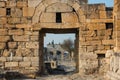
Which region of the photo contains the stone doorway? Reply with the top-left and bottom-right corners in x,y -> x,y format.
39,28 -> 79,75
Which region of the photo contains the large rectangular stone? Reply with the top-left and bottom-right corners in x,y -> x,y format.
19,62 -> 31,67
0,8 -> 6,16
0,57 -> 6,62
8,18 -> 21,24
31,62 -> 39,67
62,12 -> 78,23
0,17 -> 7,24
0,29 -> 8,35
13,35 -> 29,41
6,1 -> 16,7
23,7 -> 35,17
5,62 -> 18,67
26,42 -> 39,48
16,24 -> 32,29
8,29 -> 23,35
0,2 -> 5,7
28,0 -> 42,7
102,40 -> 115,45
31,57 -> 39,62
99,11 -> 106,19
23,57 -> 31,61
6,57 -> 23,61
30,36 -> 39,41
0,36 -> 10,42
40,13 -> 56,22
17,1 -> 27,7
0,43 -> 6,49
8,42 -> 17,49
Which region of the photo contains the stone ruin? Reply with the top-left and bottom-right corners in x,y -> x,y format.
0,0 -> 119,79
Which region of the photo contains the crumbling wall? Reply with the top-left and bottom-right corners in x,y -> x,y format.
0,0 -> 114,77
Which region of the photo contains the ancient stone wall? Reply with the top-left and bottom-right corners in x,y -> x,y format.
0,0 -> 114,77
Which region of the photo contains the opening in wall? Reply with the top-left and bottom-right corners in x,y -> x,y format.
97,54 -> 105,59
56,12 -> 62,23
106,23 -> 113,29
6,8 -> 11,16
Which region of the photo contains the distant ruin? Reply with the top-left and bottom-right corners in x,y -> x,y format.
0,0 -> 119,80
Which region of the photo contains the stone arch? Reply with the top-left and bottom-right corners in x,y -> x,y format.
32,0 -> 86,24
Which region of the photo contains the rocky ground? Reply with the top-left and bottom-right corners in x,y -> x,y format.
37,74 -> 107,80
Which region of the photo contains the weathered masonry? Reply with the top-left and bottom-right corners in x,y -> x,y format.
0,0 -> 119,79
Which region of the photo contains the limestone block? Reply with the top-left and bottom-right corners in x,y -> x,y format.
17,1 -> 27,7
40,13 -> 56,22
106,50 -> 114,58
31,57 -> 39,62
31,62 -> 39,67
102,40 -> 115,45
0,2 -> 5,7
2,49 -> 10,57
0,17 -> 7,24
28,0 -> 42,7
6,57 -> 23,61
8,18 -> 21,24
46,3 -> 73,12
23,57 -> 31,61
0,36 -> 10,42
104,45 -> 111,50
8,29 -> 23,35
30,36 -> 38,41
23,7 -> 35,17
0,29 -> 8,35
0,8 -> 6,16
16,24 -> 32,29
8,42 -> 17,49
72,3 -> 80,11
11,8 -> 22,17
19,62 -> 31,67
26,42 -> 39,48
13,35 -> 29,41
0,57 -> 6,62
62,12 -> 78,23
97,45 -> 104,50
0,43 -> 6,49
5,62 -> 18,67
87,46 -> 96,52
6,1 -> 16,7
99,11 -> 106,19
87,23 -> 106,30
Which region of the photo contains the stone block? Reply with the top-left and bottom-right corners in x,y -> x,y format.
8,18 -> 21,24
6,1 -> 16,7
31,57 -> 39,62
0,29 -> 8,35
16,24 -> 32,29
7,57 -> 23,61
40,13 -> 56,22
17,1 -> 27,7
102,40 -> 115,45
0,36 -> 10,42
23,57 -> 31,61
26,42 -> 39,48
0,17 -> 7,24
8,29 -> 23,35
0,8 -> 6,16
19,62 -> 31,67
0,57 -> 6,62
0,43 -> 6,49
106,50 -> 114,58
11,8 -> 22,17
2,49 -> 10,57
99,11 -> 106,19
13,35 -> 29,41
8,42 -> 17,49
31,62 -> 39,67
28,0 -> 42,7
5,62 -> 18,67
23,7 -> 35,17
90,41 -> 101,45
0,2 -> 5,7
62,12 -> 78,23
46,2 -> 73,12
30,36 -> 38,41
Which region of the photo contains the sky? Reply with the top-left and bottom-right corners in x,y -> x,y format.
44,0 -> 113,47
